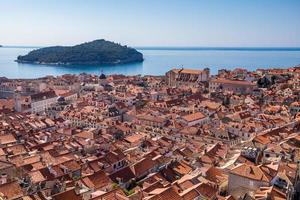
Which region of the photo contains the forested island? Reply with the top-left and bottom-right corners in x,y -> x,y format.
16,39 -> 143,65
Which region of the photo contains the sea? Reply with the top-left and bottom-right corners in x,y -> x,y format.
1,46 -> 300,79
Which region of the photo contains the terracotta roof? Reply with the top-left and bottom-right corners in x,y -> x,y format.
29,170 -> 46,184
171,161 -> 193,176
182,112 -> 206,122
0,134 -> 17,145
253,135 -> 271,145
215,195 -> 235,200
180,182 -> 218,200
254,186 -> 286,200
181,189 -> 199,200
90,188 -> 126,200
0,99 -> 14,110
75,131 -> 95,139
109,166 -> 135,183
137,115 -> 166,124
0,160 -> 13,170
105,150 -> 125,164
172,68 -> 207,75
193,182 -> 218,199
60,91 -> 77,97
31,91 -> 57,101
124,134 -> 144,144
52,188 -> 82,200
61,160 -> 81,172
205,166 -> 228,184
82,170 -> 112,189
132,157 -> 157,177
148,186 -> 182,200
0,181 -> 24,199
143,181 -> 164,193
230,163 -> 270,182
210,78 -> 255,86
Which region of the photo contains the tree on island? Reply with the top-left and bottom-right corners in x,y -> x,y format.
17,39 -> 144,65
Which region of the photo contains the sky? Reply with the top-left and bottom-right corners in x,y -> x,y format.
1,0 -> 300,47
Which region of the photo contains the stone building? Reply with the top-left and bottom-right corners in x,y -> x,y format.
166,68 -> 210,87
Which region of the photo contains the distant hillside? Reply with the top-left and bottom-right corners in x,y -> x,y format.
16,39 -> 143,65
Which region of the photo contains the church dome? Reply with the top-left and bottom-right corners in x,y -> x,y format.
57,96 -> 65,102
99,73 -> 106,79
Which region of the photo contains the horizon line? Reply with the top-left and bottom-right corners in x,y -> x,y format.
2,45 -> 300,51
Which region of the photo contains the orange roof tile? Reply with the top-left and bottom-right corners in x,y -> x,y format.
211,78 -> 255,86
230,163 -> 270,182
182,112 -> 206,122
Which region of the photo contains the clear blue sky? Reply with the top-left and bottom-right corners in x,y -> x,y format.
1,0 -> 300,47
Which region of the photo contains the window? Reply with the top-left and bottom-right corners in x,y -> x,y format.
249,180 -> 254,187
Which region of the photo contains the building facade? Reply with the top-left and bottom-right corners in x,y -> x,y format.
30,91 -> 58,113
166,68 -> 210,87
209,78 -> 256,94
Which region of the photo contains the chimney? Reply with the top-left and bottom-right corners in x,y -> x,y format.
75,182 -> 82,194
47,165 -> 57,177
98,162 -> 104,169
43,135 -> 48,142
40,156 -> 46,166
116,177 -> 122,184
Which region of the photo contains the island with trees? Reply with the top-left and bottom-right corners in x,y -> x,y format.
16,39 -> 143,65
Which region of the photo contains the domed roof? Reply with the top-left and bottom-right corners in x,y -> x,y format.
99,73 -> 106,79
57,96 -> 65,102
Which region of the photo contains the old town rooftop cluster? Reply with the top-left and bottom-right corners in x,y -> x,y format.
0,66 -> 300,199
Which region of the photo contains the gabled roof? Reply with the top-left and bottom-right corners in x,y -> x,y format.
132,157 -> 157,178
0,181 -> 24,200
171,68 -> 207,75
147,186 -> 181,200
52,188 -> 82,200
182,112 -> 206,122
230,163 -> 270,182
210,78 -> 256,86
205,166 -> 228,185
82,170 -> 112,189
109,166 -> 135,183
254,186 -> 286,200
31,90 -> 57,102
29,170 -> 46,184
180,182 -> 218,200
105,149 -> 126,164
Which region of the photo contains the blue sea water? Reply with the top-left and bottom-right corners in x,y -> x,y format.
0,46 -> 300,79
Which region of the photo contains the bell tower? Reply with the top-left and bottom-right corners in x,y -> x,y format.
14,90 -> 22,112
